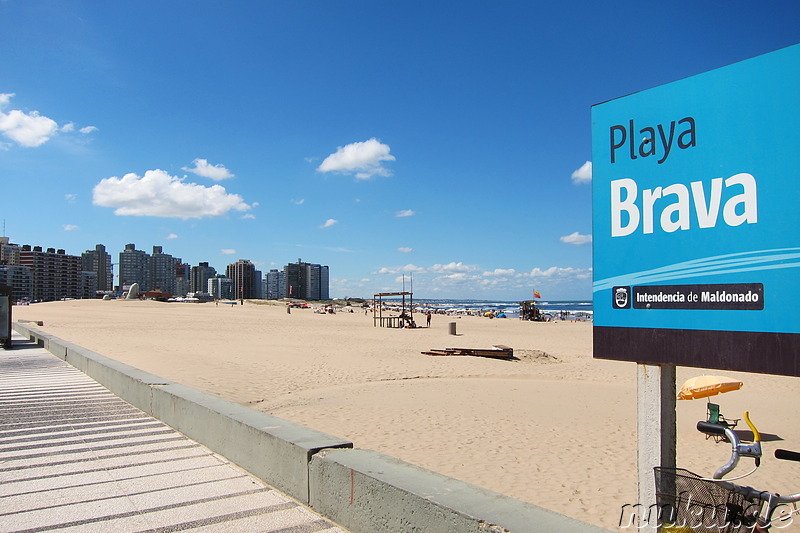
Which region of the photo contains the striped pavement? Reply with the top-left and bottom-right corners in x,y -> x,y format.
0,333 -> 347,533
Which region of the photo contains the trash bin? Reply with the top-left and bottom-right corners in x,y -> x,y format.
0,285 -> 11,349
448,322 -> 457,335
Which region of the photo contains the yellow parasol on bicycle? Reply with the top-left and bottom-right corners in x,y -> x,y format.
676,375 -> 743,400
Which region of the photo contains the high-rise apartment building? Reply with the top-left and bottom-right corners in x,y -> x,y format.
19,246 -> 81,301
253,269 -> 263,299
119,244 -> 150,291
265,269 -> 284,299
78,271 -> 98,299
150,246 -> 176,294
305,263 -> 329,300
283,260 -> 304,299
175,260 -> 190,297
282,259 -> 329,300
0,264 -> 32,301
208,276 -> 233,299
190,262 -> 216,294
226,259 -> 257,300
119,244 -> 181,294
0,237 -> 20,265
81,244 -> 113,292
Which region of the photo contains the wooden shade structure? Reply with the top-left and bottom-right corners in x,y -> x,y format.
373,291 -> 414,328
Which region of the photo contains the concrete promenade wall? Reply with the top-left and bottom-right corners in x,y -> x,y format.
13,322 -> 610,533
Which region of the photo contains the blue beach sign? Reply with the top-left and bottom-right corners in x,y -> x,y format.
592,44 -> 800,376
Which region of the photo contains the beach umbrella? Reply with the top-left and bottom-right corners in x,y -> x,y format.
676,375 -> 743,400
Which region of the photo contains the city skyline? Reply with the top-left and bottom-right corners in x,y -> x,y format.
3,236 -> 329,292
2,2 -> 798,300
1,237 -> 331,302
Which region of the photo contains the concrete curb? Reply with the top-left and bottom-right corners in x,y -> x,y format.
309,448 -> 609,533
13,322 -> 612,533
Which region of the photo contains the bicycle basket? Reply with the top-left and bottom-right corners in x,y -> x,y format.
654,467 -> 756,533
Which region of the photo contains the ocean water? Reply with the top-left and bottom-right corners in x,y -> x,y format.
379,298 -> 593,319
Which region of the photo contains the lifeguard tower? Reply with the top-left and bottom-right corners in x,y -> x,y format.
519,300 -> 543,321
373,291 -> 414,328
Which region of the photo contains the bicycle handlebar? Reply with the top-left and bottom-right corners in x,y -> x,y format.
697,421 -> 726,435
693,412 -> 800,528
696,412 -> 762,479
775,448 -> 800,462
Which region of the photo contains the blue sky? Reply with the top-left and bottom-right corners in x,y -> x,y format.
1,1 -> 798,300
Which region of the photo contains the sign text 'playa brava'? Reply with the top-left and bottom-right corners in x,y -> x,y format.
591,43 -> 800,376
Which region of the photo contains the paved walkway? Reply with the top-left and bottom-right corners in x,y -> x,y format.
0,333 -> 347,533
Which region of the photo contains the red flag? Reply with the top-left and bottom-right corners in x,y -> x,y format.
533,290 -> 542,299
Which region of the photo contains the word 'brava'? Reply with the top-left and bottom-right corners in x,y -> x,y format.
611,173 -> 757,237
610,117 -> 696,164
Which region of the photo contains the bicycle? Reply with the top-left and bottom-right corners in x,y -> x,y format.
654,412 -> 800,532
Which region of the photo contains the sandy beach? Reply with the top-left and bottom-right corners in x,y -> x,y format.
13,299 -> 800,531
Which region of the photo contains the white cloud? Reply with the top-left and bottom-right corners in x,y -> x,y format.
61,122 -> 96,136
166,233 -> 179,240
92,169 -> 251,219
377,264 -> 425,275
0,108 -> 59,147
571,161 -> 592,184
241,213 -> 256,220
395,209 -> 414,217
65,193 -> 77,202
357,256 -> 595,299
317,138 -> 395,179
182,158 -> 234,181
292,198 -> 305,205
429,262 -> 477,274
0,93 -> 80,148
221,249 -> 236,255
397,247 -> 413,253
483,268 -> 517,277
440,272 -> 471,280
525,266 -> 592,280
320,218 -> 338,229
560,232 -> 593,245
63,224 -> 79,231
367,259 -> 592,299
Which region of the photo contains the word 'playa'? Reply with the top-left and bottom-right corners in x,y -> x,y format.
611,173 -> 757,237
610,117 -> 696,164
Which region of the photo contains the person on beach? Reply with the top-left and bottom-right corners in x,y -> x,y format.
426,311 -> 432,327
